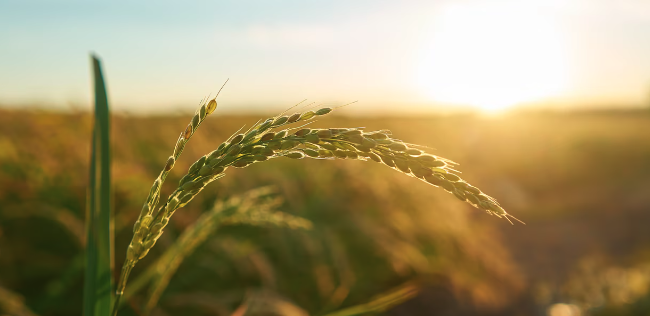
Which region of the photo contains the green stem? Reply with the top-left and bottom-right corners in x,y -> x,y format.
111,260 -> 135,316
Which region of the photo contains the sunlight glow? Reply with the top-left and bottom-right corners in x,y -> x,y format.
417,2 -> 571,112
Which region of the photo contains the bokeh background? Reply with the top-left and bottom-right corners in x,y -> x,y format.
2,1 -> 650,315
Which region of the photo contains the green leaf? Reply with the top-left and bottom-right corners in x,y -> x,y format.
83,54 -> 114,316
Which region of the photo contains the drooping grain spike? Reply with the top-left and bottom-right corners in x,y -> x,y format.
114,92 -> 516,316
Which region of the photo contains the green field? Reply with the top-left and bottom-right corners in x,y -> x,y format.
2,109 -> 650,315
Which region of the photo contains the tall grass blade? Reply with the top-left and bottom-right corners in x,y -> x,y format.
84,54 -> 114,316
321,281 -> 419,316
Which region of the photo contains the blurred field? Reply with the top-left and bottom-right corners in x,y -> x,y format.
1,108 -> 650,316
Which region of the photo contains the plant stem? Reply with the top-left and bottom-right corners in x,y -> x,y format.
112,260 -> 135,316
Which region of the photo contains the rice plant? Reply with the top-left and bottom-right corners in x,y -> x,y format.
111,81 -> 519,315
123,186 -> 312,314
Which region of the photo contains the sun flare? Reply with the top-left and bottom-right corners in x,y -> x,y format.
417,2 -> 570,112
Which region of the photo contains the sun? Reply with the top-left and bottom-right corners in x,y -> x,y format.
417,2 -> 570,112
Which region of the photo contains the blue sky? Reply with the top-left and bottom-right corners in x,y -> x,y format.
1,0 -> 650,113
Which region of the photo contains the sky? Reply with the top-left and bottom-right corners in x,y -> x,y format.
1,0 -> 650,114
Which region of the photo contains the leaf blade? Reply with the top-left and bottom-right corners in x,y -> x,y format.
83,54 -> 114,316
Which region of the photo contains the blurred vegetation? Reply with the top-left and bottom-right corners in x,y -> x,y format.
1,109 -> 650,315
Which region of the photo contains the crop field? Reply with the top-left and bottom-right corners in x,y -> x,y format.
1,108 -> 650,315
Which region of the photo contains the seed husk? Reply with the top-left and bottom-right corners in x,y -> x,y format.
488,202 -> 506,216
181,180 -> 201,191
179,194 -> 194,205
173,138 -> 185,156
210,166 -> 225,175
149,222 -> 163,235
164,156 -> 175,171
260,147 -> 275,157
389,142 -> 407,151
251,145 -> 264,155
333,150 -> 348,159
394,159 -> 410,173
260,132 -> 275,142
453,190 -> 467,202
280,140 -> 298,150
273,116 -> 289,126
440,180 -> 455,192
220,155 -> 237,166
477,194 -> 491,202
148,181 -> 161,201
243,130 -> 258,142
233,160 -> 253,168
411,166 -> 433,178
258,119 -> 273,131
418,155 -> 446,167
346,151 -> 359,159
315,107 -> 332,115
288,113 -> 301,123
304,149 -> 319,157
188,156 -> 207,174
207,149 -> 221,160
355,145 -> 371,153
305,134 -> 320,144
178,174 -> 193,186
454,181 -> 468,189
427,160 -> 446,168
286,152 -> 305,159
347,134 -> 364,144
300,111 -> 315,121
317,129 -> 333,138
274,130 -> 288,139
444,174 -> 460,182
198,165 -> 225,176
254,155 -> 268,161
319,149 -> 333,157
368,152 -> 381,162
361,137 -> 377,148
227,144 -> 242,156
343,130 -> 362,136
267,141 -> 282,150
405,148 -> 422,156
208,155 -> 223,167
466,184 -> 481,194
339,142 -> 357,151
466,194 -> 481,206
198,165 -> 212,176
199,104 -> 207,120
320,143 -> 337,151
380,155 -> 395,167
183,124 -> 193,140
191,114 -> 200,129
295,128 -> 311,137
367,132 -> 388,140
206,99 -> 217,114
424,174 -> 443,186
239,145 -> 253,155
231,134 -> 244,144
417,155 -> 436,163
143,238 -> 157,250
